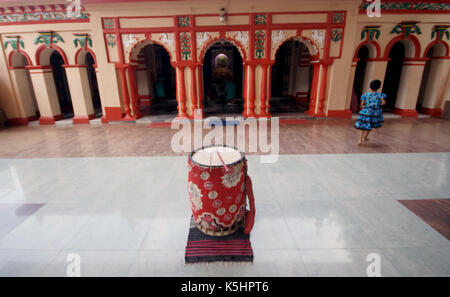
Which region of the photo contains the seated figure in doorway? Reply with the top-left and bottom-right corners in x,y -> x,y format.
208,54 -> 233,105
225,79 -> 236,104
155,75 -> 165,99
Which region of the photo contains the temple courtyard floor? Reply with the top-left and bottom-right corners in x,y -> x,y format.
0,115 -> 449,276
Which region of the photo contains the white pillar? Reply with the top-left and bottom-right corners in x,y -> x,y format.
394,59 -> 426,116
64,65 -> 95,123
27,66 -> 62,124
421,58 -> 450,115
9,68 -> 37,119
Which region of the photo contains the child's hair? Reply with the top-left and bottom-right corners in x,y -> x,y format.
370,80 -> 382,91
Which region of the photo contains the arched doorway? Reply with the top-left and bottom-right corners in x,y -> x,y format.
416,47 -> 434,112
382,42 -> 405,111
271,39 -> 313,114
9,51 -> 39,120
351,46 -> 369,112
50,51 -> 73,118
134,44 -> 177,115
202,40 -> 244,116
417,43 -> 448,115
76,50 -> 102,117
86,53 -> 101,116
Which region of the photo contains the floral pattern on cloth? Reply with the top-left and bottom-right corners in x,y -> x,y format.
354,92 -> 386,131
221,163 -> 244,188
197,212 -> 227,230
188,156 -> 247,231
188,182 -> 203,211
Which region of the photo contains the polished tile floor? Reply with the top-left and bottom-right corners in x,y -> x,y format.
2,117 -> 450,158
0,153 -> 449,277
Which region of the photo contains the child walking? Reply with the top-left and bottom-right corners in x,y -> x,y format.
354,80 -> 387,145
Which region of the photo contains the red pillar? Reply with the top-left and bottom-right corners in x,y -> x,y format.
247,64 -> 257,118
128,65 -> 142,119
259,64 -> 269,117
267,65 -> 272,115
242,63 -> 248,117
189,66 -> 198,116
197,65 -> 204,110
306,61 -> 320,116
177,66 -> 188,118
316,63 -> 329,117
117,65 -> 133,120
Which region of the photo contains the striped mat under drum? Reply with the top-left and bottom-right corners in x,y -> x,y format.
185,216 -> 254,263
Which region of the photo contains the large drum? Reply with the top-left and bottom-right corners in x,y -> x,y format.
188,145 -> 255,236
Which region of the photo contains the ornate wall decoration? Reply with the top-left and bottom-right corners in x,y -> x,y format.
196,32 -> 211,49
432,25 -> 450,41
103,18 -> 115,29
106,34 -> 117,48
197,32 -> 221,60
254,31 -> 266,59
272,30 -> 286,46
157,33 -> 175,54
332,12 -> 345,24
391,22 -> 421,38
73,34 -> 92,48
34,32 -> 64,47
361,26 -> 381,41
178,16 -> 190,27
180,32 -> 192,60
255,14 -> 267,25
361,1 -> 450,12
229,31 -> 249,50
4,36 -> 24,51
311,30 -> 325,48
0,5 -> 89,24
122,34 -> 137,52
330,29 -> 343,42
298,37 -> 318,57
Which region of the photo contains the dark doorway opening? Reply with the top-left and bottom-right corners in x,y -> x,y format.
351,45 -> 370,113
270,40 -> 312,114
50,52 -> 73,118
138,44 -> 177,115
202,41 -> 243,116
382,42 -> 405,111
85,52 -> 102,117
416,47 -> 434,112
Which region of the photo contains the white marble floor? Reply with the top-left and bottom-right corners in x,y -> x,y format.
0,153 -> 449,277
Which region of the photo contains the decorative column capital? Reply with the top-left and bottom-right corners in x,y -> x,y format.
114,63 -> 130,70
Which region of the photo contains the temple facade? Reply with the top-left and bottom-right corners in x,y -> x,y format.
0,0 -> 449,125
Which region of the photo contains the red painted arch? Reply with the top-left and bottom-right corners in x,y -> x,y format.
271,35 -> 320,65
128,38 -> 175,66
198,35 -> 248,64
35,44 -> 69,66
8,50 -> 33,68
383,35 -> 421,59
423,40 -> 450,58
75,48 -> 98,67
353,40 -> 381,59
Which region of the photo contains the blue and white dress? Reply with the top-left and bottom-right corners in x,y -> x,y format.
354,92 -> 386,131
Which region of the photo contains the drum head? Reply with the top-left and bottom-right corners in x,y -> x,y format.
191,145 -> 244,167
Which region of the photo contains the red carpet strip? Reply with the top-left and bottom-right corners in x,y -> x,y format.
185,216 -> 253,263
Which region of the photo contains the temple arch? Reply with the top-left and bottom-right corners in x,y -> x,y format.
270,38 -> 316,114
201,39 -> 245,116
128,40 -> 177,116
